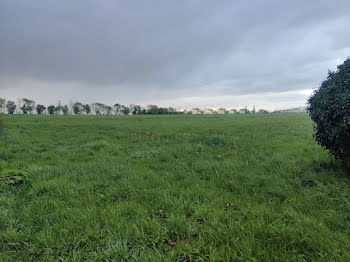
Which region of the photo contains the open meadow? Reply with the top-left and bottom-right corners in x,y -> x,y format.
0,114 -> 349,261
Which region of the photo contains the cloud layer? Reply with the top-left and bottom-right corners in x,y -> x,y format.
1,0 -> 350,109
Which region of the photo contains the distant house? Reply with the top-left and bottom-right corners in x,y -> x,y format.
229,109 -> 237,114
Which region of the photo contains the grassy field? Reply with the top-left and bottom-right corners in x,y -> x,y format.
0,114 -> 349,261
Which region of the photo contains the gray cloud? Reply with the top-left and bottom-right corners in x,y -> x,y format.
0,0 -> 350,108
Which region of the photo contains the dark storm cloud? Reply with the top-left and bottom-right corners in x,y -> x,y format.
0,0 -> 350,107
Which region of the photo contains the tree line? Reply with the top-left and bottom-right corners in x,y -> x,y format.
0,98 -> 269,115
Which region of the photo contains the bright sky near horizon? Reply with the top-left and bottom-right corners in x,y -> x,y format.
1,0 -> 350,110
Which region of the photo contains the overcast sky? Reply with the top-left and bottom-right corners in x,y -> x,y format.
1,0 -> 350,110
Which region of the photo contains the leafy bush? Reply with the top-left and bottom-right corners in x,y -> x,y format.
0,169 -> 30,185
307,58 -> 350,165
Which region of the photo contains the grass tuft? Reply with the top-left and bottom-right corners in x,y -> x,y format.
0,169 -> 29,185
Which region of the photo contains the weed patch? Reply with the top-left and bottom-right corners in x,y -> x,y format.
0,169 -> 30,185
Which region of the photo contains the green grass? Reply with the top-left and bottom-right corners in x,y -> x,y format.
0,114 -> 349,261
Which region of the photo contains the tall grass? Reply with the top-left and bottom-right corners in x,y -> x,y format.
0,114 -> 349,261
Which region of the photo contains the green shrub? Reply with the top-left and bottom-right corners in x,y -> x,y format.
307,58 -> 350,165
0,169 -> 30,185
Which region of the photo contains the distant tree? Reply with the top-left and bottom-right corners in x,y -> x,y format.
90,103 -> 96,114
36,104 -> 46,115
83,104 -> 91,115
121,105 -> 130,115
130,104 -> 141,115
0,98 -> 6,114
129,104 -> 135,115
218,108 -> 227,114
147,105 -> 159,114
105,106 -> 113,115
168,107 -> 177,114
62,105 -> 69,115
92,103 -> 107,115
55,101 -> 63,115
205,108 -> 214,114
135,105 -> 142,114
73,102 -> 83,115
141,107 -> 147,114
191,108 -> 203,114
113,103 -> 122,115
20,105 -> 28,114
25,98 -> 35,114
6,101 -> 16,114
158,107 -> 169,114
252,106 -> 256,114
94,103 -> 102,115
258,109 -> 269,114
239,106 -> 250,114
47,105 -> 55,115
21,98 -> 35,114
